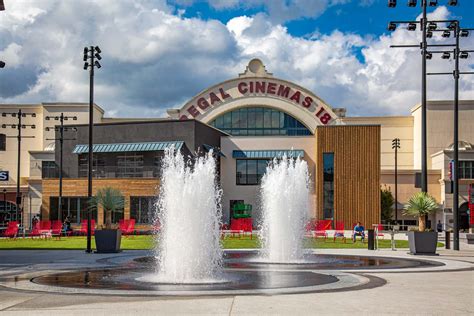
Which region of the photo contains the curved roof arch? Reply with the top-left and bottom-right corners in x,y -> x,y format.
167,59 -> 339,132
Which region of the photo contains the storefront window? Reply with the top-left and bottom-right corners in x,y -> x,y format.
50,197 -> 95,224
323,153 -> 334,220
209,107 -> 312,136
459,161 -> 474,179
130,197 -> 155,224
236,159 -> 269,185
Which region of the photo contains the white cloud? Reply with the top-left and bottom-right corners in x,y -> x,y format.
0,2 -> 472,118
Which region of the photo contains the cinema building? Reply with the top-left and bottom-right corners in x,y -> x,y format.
3,59 -> 473,231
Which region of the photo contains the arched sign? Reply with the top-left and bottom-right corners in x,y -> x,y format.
169,59 -> 339,130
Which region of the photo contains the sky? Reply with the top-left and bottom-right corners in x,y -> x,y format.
0,0 -> 473,118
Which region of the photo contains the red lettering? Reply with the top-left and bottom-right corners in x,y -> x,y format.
219,88 -> 231,99
197,98 -> 210,110
302,96 -> 313,108
255,81 -> 266,93
267,82 -> 277,94
249,81 -> 254,93
290,91 -> 301,104
209,93 -> 221,105
179,115 -> 189,120
277,85 -> 290,98
320,113 -> 331,125
238,82 -> 248,94
316,107 -> 325,117
187,105 -> 200,118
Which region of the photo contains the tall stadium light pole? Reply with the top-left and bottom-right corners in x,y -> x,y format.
1,110 -> 36,227
387,0 -> 461,229
83,46 -> 102,253
392,138 -> 401,222
427,23 -> 474,250
0,0 -> 5,68
45,113 -> 77,221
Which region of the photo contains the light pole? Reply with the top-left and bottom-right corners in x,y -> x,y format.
387,0 -> 461,229
0,0 -> 5,68
2,188 -> 6,216
426,23 -> 473,250
1,110 -> 36,227
392,138 -> 401,223
45,113 -> 77,221
83,46 -> 102,253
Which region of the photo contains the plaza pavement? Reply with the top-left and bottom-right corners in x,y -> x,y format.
0,244 -> 473,315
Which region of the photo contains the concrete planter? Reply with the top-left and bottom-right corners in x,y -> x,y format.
407,231 -> 438,255
466,234 -> 474,245
95,229 -> 122,253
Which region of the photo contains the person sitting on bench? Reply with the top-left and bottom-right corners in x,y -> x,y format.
353,222 -> 365,242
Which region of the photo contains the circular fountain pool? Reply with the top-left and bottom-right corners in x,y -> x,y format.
28,251 -> 443,296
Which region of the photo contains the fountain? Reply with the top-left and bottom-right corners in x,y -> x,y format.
25,149 -> 444,296
260,155 -> 310,262
151,147 -> 223,283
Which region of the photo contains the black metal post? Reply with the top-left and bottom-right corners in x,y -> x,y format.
58,113 -> 64,221
3,189 -> 6,215
16,109 -> 22,224
453,22 -> 460,251
395,141 -> 398,222
420,0 -> 430,229
86,46 -> 95,254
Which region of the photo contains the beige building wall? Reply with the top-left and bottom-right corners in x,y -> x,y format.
219,136 -> 316,223
411,100 -> 474,170
0,103 -> 104,227
341,116 -> 414,170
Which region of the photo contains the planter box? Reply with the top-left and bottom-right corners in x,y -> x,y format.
407,231 -> 438,255
95,229 -> 122,253
467,234 -> 474,245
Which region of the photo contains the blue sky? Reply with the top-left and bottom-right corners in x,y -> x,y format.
0,0 -> 473,117
178,0 -> 472,38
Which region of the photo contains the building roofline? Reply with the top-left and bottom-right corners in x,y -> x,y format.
410,100 -> 474,113
0,102 -> 105,114
61,118 -> 229,136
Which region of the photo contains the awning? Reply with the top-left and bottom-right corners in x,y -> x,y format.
232,149 -> 304,159
202,144 -> 226,157
72,141 -> 184,154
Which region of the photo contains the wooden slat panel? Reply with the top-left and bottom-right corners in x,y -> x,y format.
315,125 -> 381,229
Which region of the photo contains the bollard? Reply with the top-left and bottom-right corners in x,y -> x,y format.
368,229 -> 375,250
445,231 -> 450,249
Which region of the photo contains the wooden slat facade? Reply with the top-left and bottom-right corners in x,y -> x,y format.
42,178 -> 160,228
315,125 -> 381,229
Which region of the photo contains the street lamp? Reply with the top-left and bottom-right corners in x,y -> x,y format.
392,138 -> 401,223
0,0 -> 4,68
387,0 -> 460,192
387,0 -> 460,230
83,46 -> 102,253
426,22 -> 474,250
1,110 -> 36,227
45,113 -> 77,223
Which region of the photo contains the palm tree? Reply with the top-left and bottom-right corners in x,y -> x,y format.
89,187 -> 125,230
403,192 -> 438,232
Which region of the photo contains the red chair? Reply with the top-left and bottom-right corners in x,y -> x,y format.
3,221 -> 19,239
333,221 -> 346,243
313,220 -> 331,240
29,222 -> 41,238
51,220 -> 63,239
38,220 -> 51,233
120,219 -> 136,237
79,219 -> 96,235
376,224 -> 385,239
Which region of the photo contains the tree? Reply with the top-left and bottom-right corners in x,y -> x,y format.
381,186 -> 394,223
403,192 -> 438,232
89,187 -> 125,230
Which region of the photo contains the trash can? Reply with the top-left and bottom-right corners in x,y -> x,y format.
445,231 -> 450,249
368,229 -> 375,250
